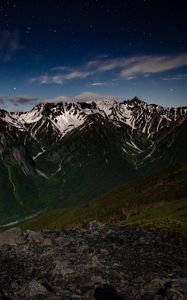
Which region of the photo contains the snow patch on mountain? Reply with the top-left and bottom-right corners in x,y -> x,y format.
16,104 -> 44,124
50,112 -> 85,136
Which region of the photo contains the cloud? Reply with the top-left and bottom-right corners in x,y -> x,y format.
31,53 -> 187,85
74,92 -> 116,102
64,71 -> 91,80
42,92 -> 106,103
90,54 -> 187,78
90,82 -> 106,86
30,71 -> 91,85
44,92 -> 117,103
43,96 -> 70,103
51,66 -> 72,72
162,74 -> 187,80
0,93 -> 118,111
0,30 -> 22,62
126,76 -> 136,80
74,92 -> 102,102
0,93 -> 117,108
0,96 -> 39,108
31,75 -> 64,85
120,54 -> 187,78
12,96 -> 39,106
0,97 -> 5,106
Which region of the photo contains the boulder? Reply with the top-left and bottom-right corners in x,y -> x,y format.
0,227 -> 24,246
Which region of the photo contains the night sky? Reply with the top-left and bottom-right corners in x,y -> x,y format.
0,0 -> 187,111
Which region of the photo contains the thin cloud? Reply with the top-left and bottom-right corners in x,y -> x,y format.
51,66 -> 73,72
120,54 -> 187,78
31,53 -> 187,85
0,93 -> 117,110
31,75 -> 64,85
90,82 -> 106,86
65,71 -> 91,80
0,30 -> 22,62
43,96 -> 70,103
0,97 -> 5,106
162,74 -> 187,80
74,92 -> 116,102
31,71 -> 90,85
12,96 -> 39,106
45,92 -> 116,103
0,96 -> 39,107
127,76 -> 136,80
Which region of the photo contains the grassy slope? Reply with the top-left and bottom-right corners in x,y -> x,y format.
127,198 -> 187,237
21,163 -> 187,236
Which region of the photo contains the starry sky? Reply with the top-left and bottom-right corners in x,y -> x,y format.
0,0 -> 187,111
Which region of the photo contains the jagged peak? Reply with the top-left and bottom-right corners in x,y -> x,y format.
0,108 -> 9,117
123,97 -> 146,106
27,96 -> 187,114
1,97 -> 187,139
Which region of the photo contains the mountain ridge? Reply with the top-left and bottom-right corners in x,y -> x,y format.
2,97 -> 186,138
0,97 -> 187,224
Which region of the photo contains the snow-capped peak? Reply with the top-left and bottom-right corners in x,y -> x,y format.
1,98 -> 187,139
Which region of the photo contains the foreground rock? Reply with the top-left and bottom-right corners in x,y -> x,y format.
0,222 -> 187,300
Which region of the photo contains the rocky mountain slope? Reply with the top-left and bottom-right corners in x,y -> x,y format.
10,97 -> 187,139
0,223 -> 187,300
0,97 -> 187,224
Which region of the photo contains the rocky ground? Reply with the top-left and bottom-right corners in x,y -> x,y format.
0,221 -> 187,300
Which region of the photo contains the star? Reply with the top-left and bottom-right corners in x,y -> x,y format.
49,28 -> 57,33
89,24 -> 96,32
26,26 -> 31,33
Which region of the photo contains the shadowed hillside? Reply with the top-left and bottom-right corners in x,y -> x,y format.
22,162 -> 187,236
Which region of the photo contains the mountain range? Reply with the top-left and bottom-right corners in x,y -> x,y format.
0,97 -> 187,225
